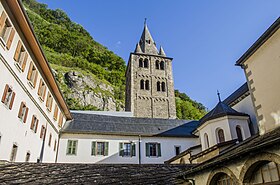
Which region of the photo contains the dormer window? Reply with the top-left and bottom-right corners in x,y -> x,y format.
236,126 -> 243,142
204,133 -> 209,149
146,40 -> 150,44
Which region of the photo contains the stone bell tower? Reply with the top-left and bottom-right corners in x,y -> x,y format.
125,23 -> 176,119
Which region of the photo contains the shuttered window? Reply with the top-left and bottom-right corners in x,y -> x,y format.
27,62 -> 38,88
14,40 -> 28,72
40,125 -> 46,139
18,102 -> 29,123
91,141 -> 109,156
37,79 -> 46,101
1,84 -> 15,109
30,115 -> 39,133
58,112 -> 63,128
119,142 -> 136,157
0,11 -> 15,50
145,143 -> 161,157
67,140 -> 78,155
46,92 -> 53,112
53,105 -> 58,120
48,134 -> 52,147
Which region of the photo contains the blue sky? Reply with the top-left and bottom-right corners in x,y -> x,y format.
37,0 -> 280,110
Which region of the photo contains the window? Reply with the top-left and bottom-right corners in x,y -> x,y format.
1,84 -> 15,109
161,82 -> 166,92
140,79 -> 145,90
58,112 -> 63,128
25,152 -> 30,162
27,63 -> 38,87
0,11 -> 15,50
53,105 -> 58,121
40,125 -> 46,139
91,141 -> 109,156
54,140 -> 57,151
175,146 -> 181,155
18,102 -> 29,123
204,133 -> 210,149
119,142 -> 136,157
145,80 -> 150,90
236,126 -> 243,142
67,140 -> 78,155
46,92 -> 53,112
10,144 -> 18,162
155,60 -> 160,69
217,128 -> 225,143
48,134 -> 52,147
250,162 -> 280,184
30,115 -> 39,133
37,79 -> 46,101
14,41 -> 28,72
139,58 -> 143,68
146,143 -> 161,157
157,81 -> 161,91
160,61 -> 164,70
144,58 -> 149,68
214,173 -> 236,185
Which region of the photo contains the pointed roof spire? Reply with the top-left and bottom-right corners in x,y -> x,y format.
134,43 -> 142,53
159,46 -> 166,56
139,20 -> 158,55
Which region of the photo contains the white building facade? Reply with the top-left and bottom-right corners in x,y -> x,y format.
0,0 -> 71,163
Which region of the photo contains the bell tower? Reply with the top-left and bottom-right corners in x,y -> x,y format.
125,23 -> 176,119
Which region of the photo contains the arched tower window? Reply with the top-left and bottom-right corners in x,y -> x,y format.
155,60 -> 160,69
140,80 -> 144,90
204,133 -> 209,149
145,80 -> 149,90
160,61 -> 164,70
144,58 -> 149,68
139,58 -> 143,68
217,128 -> 225,143
157,81 -> 161,91
236,126 -> 243,142
161,82 -> 166,92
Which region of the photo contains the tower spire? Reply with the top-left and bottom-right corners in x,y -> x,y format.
144,18 -> 147,26
138,21 -> 158,55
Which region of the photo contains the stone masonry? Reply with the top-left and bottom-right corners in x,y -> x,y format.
125,23 -> 176,119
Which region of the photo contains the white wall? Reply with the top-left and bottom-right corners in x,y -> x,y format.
57,133 -> 198,164
232,95 -> 258,134
0,2 -> 64,163
198,115 -> 251,151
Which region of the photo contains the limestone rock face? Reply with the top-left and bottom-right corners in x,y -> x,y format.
55,70 -> 124,111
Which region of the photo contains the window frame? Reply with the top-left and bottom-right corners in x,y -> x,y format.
1,84 -> 15,110
66,140 -> 78,155
146,142 -> 161,157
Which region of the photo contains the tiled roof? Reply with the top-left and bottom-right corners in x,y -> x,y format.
179,126 -> 280,177
223,83 -> 249,106
198,101 -> 249,127
0,163 -> 193,185
61,112 -> 199,137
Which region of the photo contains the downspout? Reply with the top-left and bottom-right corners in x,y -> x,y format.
55,132 -> 60,163
138,135 -> 141,164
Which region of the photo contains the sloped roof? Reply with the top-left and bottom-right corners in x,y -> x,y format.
0,163 -> 194,185
198,101 -> 249,127
139,24 -> 158,55
223,83 -> 249,106
61,112 -> 199,137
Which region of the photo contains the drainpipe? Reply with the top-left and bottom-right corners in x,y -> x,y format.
55,132 -> 60,163
39,123 -> 47,163
138,135 -> 141,165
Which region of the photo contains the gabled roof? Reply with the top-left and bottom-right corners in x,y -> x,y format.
223,82 -> 249,106
198,101 -> 249,127
236,17 -> 280,66
61,112 -> 199,137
